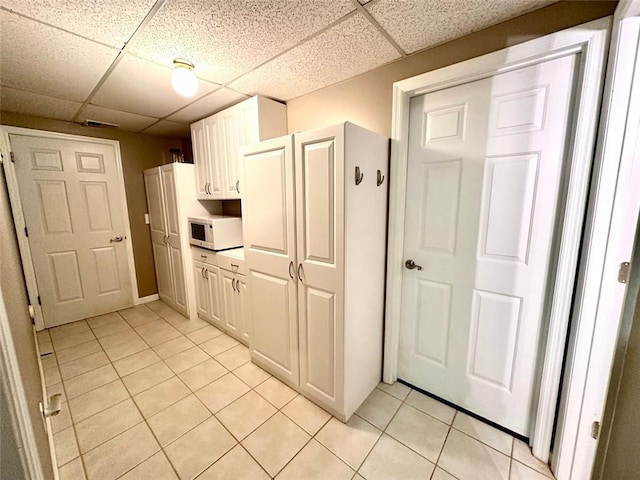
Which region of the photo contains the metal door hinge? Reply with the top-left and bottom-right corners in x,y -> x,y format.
618,262 -> 630,283
10,151 -> 15,163
591,421 -> 601,439
37,295 -> 41,305
24,227 -> 28,237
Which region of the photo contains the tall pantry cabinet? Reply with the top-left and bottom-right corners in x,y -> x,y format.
241,122 -> 389,420
144,163 -> 216,318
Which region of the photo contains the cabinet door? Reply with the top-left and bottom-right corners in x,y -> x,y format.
193,261 -> 211,320
236,275 -> 249,343
221,268 -> 240,338
242,136 -> 299,384
153,240 -> 174,306
204,116 -> 224,198
218,108 -> 240,199
191,120 -> 210,199
294,125 -> 345,411
234,100 -> 259,197
168,243 -> 187,316
206,265 -> 224,329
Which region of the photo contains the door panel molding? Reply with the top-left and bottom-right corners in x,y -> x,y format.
0,126 -> 139,330
384,17 -> 610,471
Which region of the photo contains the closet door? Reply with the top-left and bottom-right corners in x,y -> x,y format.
161,166 -> 188,315
242,136 -> 299,384
144,168 -> 174,305
295,125 -> 345,411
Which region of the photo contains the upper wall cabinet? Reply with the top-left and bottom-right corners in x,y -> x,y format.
191,96 -> 287,200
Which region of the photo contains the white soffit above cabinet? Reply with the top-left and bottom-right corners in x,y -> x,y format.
0,0 -> 557,138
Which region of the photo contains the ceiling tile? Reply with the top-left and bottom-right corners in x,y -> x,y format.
127,0 -> 356,84
166,88 -> 249,124
1,0 -> 156,48
141,120 -> 191,138
367,0 -> 557,54
91,54 -> 219,118
0,87 -> 82,121
82,105 -> 158,131
0,10 -> 118,101
229,13 -> 401,101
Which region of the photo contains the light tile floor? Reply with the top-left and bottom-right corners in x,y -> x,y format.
38,302 -> 556,480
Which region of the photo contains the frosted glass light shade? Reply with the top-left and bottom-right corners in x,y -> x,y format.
171,60 -> 198,97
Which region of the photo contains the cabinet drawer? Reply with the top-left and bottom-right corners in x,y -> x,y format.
216,252 -> 246,275
192,246 -> 216,267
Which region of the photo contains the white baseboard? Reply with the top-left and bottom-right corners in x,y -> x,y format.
136,294 -> 159,305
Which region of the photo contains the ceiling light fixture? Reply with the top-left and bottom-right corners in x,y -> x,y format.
171,58 -> 198,97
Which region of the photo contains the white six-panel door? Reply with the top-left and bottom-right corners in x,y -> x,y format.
399,54 -> 577,435
242,136 -> 299,384
11,134 -> 133,327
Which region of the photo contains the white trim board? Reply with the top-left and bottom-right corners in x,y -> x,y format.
0,126 -> 141,329
137,293 -> 160,304
553,11 -> 640,480
0,291 -> 45,480
382,16 -> 610,475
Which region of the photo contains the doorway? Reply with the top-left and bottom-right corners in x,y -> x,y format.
398,54 -> 577,436
2,129 -> 137,328
383,18 -> 610,465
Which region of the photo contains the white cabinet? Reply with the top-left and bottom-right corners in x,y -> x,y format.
192,258 -> 224,330
241,122 -> 389,420
191,96 -> 287,200
221,269 -> 248,342
144,163 -> 214,318
192,247 -> 249,345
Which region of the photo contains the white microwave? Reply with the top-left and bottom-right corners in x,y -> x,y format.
188,215 -> 243,251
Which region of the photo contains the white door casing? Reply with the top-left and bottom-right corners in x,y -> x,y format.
242,135 -> 299,385
10,134 -> 134,327
384,18 -> 609,465
399,55 -> 577,436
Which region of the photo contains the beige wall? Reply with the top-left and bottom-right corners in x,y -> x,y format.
0,112 -> 183,298
1,165 -> 54,479
598,286 -> 640,478
286,1 -> 617,137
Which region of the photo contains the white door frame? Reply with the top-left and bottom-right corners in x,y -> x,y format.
0,292 -> 46,479
552,4 -> 640,479
383,16 -> 610,467
0,126 -> 140,330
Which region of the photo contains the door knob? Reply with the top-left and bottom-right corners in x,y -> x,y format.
405,259 -> 423,271
110,235 -> 124,243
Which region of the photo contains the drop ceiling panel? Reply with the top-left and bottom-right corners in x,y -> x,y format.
91,54 -> 219,118
0,87 -> 82,121
229,13 -> 401,101
127,0 -> 356,84
367,0 -> 557,54
0,10 -> 118,102
167,88 -> 249,124
1,0 -> 156,48
82,105 -> 157,131
142,120 -> 191,138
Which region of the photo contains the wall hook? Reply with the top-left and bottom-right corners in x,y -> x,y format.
377,169 -> 385,186
355,166 -> 364,186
